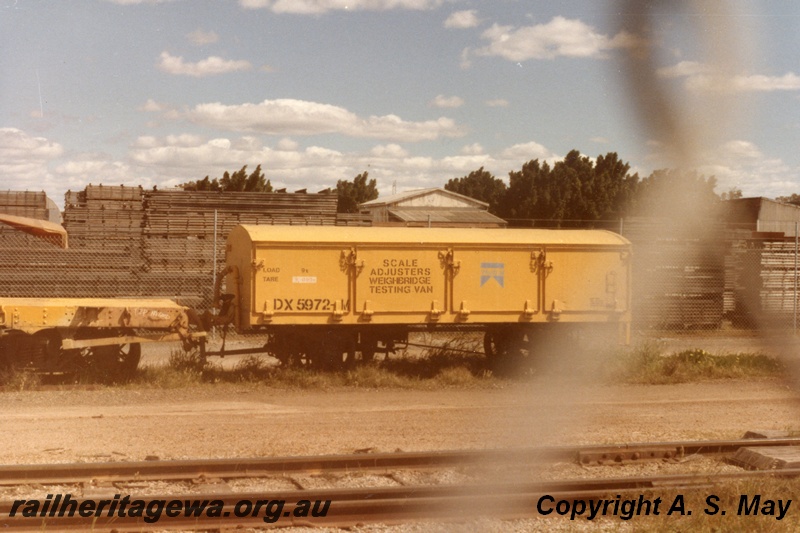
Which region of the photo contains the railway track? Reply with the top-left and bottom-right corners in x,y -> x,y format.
2,437 -> 799,531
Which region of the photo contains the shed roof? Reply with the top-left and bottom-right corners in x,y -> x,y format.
360,188 -> 489,209
387,207 -> 506,226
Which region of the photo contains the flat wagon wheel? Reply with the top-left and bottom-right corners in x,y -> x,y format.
73,329 -> 141,383
0,329 -> 61,373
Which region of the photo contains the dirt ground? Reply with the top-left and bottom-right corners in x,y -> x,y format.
2,356 -> 800,465
4,332 -> 800,465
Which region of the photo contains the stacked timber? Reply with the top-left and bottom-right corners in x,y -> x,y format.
0,191 -> 49,220
63,185 -> 145,258
139,190 -> 338,308
336,212 -> 374,226
736,240 -> 800,325
1,186 -> 339,310
623,218 -> 727,329
0,186 -> 146,298
0,224 -> 142,298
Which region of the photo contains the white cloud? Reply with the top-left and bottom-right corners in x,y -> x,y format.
157,52 -> 252,77
187,29 -> 219,46
460,143 -> 483,155
239,0 -> 444,14
140,99 -> 166,113
720,140 -> 762,160
659,61 -> 800,93
276,138 -> 299,151
445,10 -> 479,29
184,98 -> 467,141
54,159 -> 133,184
499,141 -> 558,161
0,128 -> 63,164
485,98 -> 508,108
430,94 -> 464,108
657,61 -> 711,79
729,73 -> 800,92
370,144 -> 409,158
475,17 -> 637,62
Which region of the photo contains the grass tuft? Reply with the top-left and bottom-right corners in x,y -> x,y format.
0,366 -> 41,391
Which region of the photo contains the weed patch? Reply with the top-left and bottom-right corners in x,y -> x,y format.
611,343 -> 785,384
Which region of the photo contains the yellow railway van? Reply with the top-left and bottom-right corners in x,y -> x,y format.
210,225 -> 631,369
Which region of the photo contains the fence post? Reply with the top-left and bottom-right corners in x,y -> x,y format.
211,209 -> 218,341
795,222 -> 798,335
213,208 -> 218,291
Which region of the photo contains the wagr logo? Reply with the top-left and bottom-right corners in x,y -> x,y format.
480,263 -> 504,287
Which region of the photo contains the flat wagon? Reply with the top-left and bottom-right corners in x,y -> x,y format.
0,297 -> 202,380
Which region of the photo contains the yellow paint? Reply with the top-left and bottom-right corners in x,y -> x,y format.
226,225 -> 632,330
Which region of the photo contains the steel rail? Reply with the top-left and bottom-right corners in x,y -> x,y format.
3,468 -> 800,531
1,437 -> 799,486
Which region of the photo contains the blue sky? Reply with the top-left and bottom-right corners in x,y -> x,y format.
1,0 -> 798,209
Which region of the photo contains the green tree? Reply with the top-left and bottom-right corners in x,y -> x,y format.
498,150 -> 638,225
720,187 -> 743,201
444,167 -> 507,215
337,171 -> 378,213
501,158 -> 549,221
632,168 -> 719,219
183,175 -> 222,191
182,165 -> 272,192
776,193 -> 800,206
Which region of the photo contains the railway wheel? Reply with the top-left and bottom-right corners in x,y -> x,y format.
483,329 -> 509,359
93,342 -> 141,382
484,328 -> 533,376
267,333 -> 307,367
313,334 -> 348,371
358,334 -> 379,364
0,330 -> 61,373
74,329 -> 141,383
